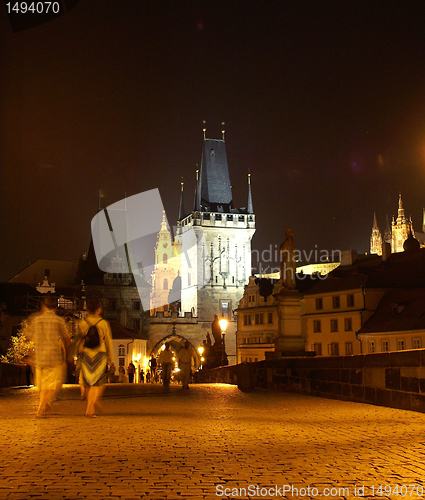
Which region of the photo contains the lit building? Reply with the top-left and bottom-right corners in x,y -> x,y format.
149,211 -> 180,315
236,276 -> 278,363
303,276 -> 383,356
369,194 -> 425,255
358,288 -> 425,353
370,212 -> 383,256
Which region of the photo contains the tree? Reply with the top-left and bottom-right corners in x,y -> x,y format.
0,321 -> 34,364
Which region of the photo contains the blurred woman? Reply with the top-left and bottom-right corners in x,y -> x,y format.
78,297 -> 113,417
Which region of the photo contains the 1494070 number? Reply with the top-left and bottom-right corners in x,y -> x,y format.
6,2 -> 60,14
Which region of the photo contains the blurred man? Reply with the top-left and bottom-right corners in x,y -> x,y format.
158,343 -> 173,392
26,296 -> 67,417
178,341 -> 192,390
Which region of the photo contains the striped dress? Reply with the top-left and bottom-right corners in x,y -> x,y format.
78,316 -> 113,387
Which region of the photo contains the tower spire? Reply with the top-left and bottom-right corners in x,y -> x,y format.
221,121 -> 226,141
193,167 -> 199,211
247,172 -> 253,214
370,212 -> 382,256
372,211 -> 378,229
178,178 -> 185,221
202,120 -> 207,140
397,193 -> 405,222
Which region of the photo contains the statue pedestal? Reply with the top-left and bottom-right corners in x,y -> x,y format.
275,289 -> 305,353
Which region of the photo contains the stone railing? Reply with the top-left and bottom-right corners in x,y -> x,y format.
0,363 -> 28,387
197,350 -> 425,413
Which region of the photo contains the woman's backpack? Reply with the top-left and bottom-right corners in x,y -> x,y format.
83,319 -> 103,349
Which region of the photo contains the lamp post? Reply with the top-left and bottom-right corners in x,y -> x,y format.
218,318 -> 228,366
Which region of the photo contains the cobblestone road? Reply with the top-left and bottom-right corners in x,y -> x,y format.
0,384 -> 425,500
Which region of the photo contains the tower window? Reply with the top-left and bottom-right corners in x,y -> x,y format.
163,254 -> 168,264
163,279 -> 168,290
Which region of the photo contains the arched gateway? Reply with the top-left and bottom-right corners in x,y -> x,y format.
149,334 -> 200,369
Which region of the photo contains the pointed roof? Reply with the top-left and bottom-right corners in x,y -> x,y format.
247,173 -> 254,214
372,211 -> 379,230
193,169 -> 199,211
178,179 -> 185,220
199,138 -> 233,211
159,210 -> 169,233
397,193 -> 406,222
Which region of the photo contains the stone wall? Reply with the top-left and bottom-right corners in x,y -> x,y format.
197,349 -> 425,413
0,363 -> 28,387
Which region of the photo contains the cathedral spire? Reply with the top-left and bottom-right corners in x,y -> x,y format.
397,193 -> 405,222
178,178 -> 185,221
370,212 -> 382,256
247,172 -> 253,214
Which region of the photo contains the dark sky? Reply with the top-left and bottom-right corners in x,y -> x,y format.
2,1 -> 425,280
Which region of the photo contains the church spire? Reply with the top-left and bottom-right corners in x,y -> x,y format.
178,178 -> 185,221
372,211 -> 378,229
247,172 -> 253,214
370,212 -> 382,256
397,193 -> 405,222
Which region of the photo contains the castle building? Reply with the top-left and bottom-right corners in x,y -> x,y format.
369,194 -> 425,255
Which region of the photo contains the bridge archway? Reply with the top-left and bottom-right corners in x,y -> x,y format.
149,334 -> 201,370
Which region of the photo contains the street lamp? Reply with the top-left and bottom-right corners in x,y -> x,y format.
197,345 -> 205,369
219,318 -> 228,366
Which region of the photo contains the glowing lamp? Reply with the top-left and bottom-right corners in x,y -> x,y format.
219,318 -> 228,332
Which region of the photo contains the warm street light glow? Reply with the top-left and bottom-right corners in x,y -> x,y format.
219,318 -> 228,332
197,346 -> 204,356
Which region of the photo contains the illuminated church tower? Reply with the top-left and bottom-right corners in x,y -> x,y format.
370,212 -> 383,255
150,211 -> 180,314
175,126 -> 255,357
391,194 -> 414,253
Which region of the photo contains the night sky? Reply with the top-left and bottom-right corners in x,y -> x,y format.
2,1 -> 425,280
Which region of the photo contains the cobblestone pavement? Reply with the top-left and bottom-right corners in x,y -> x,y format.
1,384 -> 425,500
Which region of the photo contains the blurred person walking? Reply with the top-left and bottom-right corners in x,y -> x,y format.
158,343 -> 173,393
149,355 -> 157,381
127,362 -> 136,383
77,297 -> 113,417
26,295 -> 67,417
178,341 -> 192,390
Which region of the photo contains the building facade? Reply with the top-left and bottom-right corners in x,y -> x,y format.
358,288 -> 425,353
236,276 -> 278,363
